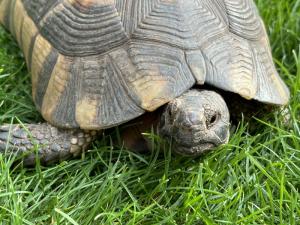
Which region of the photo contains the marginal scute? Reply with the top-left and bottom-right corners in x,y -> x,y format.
185,50 -> 206,84
11,0 -> 24,45
221,0 -> 290,104
20,14 -> 39,66
57,53 -> 144,129
76,99 -> 98,129
252,39 -> 290,105
30,35 -> 55,105
41,55 -> 72,127
203,33 -> 257,100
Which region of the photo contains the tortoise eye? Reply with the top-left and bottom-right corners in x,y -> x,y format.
210,114 -> 217,124
207,112 -> 220,128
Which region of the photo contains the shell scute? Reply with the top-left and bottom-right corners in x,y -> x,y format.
0,0 -> 290,129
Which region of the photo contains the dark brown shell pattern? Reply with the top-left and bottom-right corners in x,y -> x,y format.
0,0 -> 289,129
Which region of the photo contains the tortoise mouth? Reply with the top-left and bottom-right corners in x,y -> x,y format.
173,141 -> 217,156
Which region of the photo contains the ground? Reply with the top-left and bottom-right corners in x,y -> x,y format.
0,0 -> 299,224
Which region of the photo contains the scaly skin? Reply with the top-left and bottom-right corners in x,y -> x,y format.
0,124 -> 99,165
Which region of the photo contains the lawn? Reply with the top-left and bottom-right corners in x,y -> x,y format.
0,0 -> 299,224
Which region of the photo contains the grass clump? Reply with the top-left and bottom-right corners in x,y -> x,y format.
0,0 -> 299,224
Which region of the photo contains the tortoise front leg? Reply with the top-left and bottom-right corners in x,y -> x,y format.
0,124 -> 99,166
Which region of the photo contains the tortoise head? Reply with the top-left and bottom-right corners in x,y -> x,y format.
159,89 -> 230,156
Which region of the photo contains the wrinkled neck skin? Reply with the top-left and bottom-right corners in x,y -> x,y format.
121,89 -> 230,156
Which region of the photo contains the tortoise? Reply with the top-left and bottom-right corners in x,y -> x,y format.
0,0 -> 290,165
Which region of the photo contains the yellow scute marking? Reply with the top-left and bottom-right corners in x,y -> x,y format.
76,99 -> 98,129
12,0 -> 27,45
271,73 -> 290,104
31,35 -> 53,98
21,11 -> 38,64
41,55 -> 70,123
134,79 -> 172,111
239,87 -> 256,100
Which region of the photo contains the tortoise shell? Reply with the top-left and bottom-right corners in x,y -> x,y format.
0,0 -> 290,129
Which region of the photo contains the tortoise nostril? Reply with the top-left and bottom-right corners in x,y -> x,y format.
188,113 -> 198,124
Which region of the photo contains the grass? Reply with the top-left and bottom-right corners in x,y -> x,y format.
0,0 -> 299,224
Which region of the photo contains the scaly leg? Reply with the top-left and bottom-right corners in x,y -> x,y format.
0,123 -> 99,166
